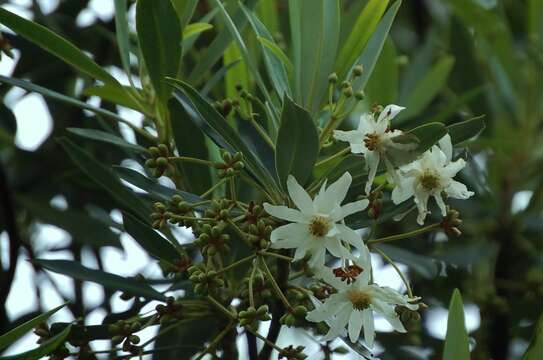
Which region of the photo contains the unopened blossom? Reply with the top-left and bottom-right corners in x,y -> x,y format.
333,104 -> 412,195
306,249 -> 420,347
391,134 -> 474,225
263,172 -> 368,267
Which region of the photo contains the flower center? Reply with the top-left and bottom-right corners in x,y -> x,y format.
308,216 -> 331,237
333,265 -> 363,284
347,290 -> 372,311
363,132 -> 380,151
419,171 -> 440,191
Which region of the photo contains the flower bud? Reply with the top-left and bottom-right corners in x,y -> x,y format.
328,72 -> 338,83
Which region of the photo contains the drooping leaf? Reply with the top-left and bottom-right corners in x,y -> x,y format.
523,312 -> 543,360
0,325 -> 71,360
35,259 -> 166,301
447,116 -> 486,145
113,0 -> 131,78
0,303 -> 67,351
123,212 -> 179,264
443,289 -> 470,360
67,128 -> 147,153
0,8 -> 118,85
275,97 -> 319,188
335,0 -> 389,79
169,99 -> 212,194
136,0 -> 182,102
82,84 -> 144,112
256,37 -> 293,74
183,22 -> 214,40
59,138 -> 150,221
292,0 -> 340,114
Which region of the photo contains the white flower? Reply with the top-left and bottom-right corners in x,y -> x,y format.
333,104 -> 410,195
391,134 -> 474,225
263,172 -> 368,267
306,249 -> 420,347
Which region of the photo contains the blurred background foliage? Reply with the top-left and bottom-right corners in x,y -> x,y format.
1,0 -> 543,359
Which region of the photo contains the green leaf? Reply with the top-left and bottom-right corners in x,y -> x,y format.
17,196 -> 122,249
365,37 -> 398,105
187,0 -> 258,84
169,99 -> 211,194
0,304 -> 67,351
35,259 -> 166,301
447,116 -> 486,145
136,0 -> 182,102
223,42 -> 251,102
168,79 -> 281,196
82,84 -> 144,112
59,138 -> 150,221
399,56 -> 456,122
443,289 -> 470,360
183,22 -> 213,40
172,0 -> 198,28
123,212 -> 178,264
256,37 -> 293,74
0,8 -> 117,85
292,0 -> 340,114
523,313 -> 543,360
0,324 -> 71,360
67,128 -> 147,153
0,76 -> 128,125
387,122 -> 448,166
241,5 -> 291,98
335,0 -> 389,79
352,1 -> 402,92
210,0 -> 275,113
275,97 -> 319,187
114,0 -> 131,77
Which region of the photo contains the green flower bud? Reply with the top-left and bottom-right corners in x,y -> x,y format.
328,72 -> 338,83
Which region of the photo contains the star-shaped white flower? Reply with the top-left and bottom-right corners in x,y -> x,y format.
306,249 -> 420,347
391,134 -> 474,225
263,172 -> 368,267
333,104 -> 410,195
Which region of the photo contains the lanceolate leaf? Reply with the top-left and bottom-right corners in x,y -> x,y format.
123,212 -> 179,264
0,324 -> 71,360
0,303 -> 67,351
59,138 -> 150,221
168,79 -> 281,196
114,0 -> 131,77
82,84 -> 144,112
136,0 -> 182,102
67,128 -> 147,153
275,97 -> 319,187
387,122 -> 448,166
353,1 -> 402,92
443,289 -> 470,360
0,8 -> 117,85
447,116 -> 486,145
335,0 -> 390,79
292,0 -> 340,114
35,259 -> 166,301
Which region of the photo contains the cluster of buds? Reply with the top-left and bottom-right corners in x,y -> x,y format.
366,187 -> 383,220
280,302 -> 308,328
167,195 -> 195,227
150,202 -> 169,229
213,98 -> 234,117
145,144 -> 173,178
241,203 -> 274,250
108,320 -> 142,354
440,208 -> 463,236
238,305 -> 271,329
309,283 -> 335,301
188,265 -> 224,295
194,223 -> 230,256
213,150 -> 244,179
203,198 -> 232,222
328,64 -> 365,101
155,297 -> 184,324
279,345 -> 307,360
395,305 -> 422,330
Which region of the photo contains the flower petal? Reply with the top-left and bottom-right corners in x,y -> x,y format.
445,180 -> 474,199
270,223 -> 308,245
391,177 -> 415,204
372,299 -> 406,333
377,104 -> 405,123
364,151 -> 380,195
306,293 -> 347,322
413,185 -> 430,225
324,304 -> 352,341
434,192 -> 448,217
362,309 -> 375,348
442,158 -> 467,178
287,175 -> 314,214
438,134 -> 453,162
340,199 -> 369,219
314,265 -> 349,290
348,310 -> 364,343
326,172 -> 353,204
264,203 -> 306,223
336,224 -> 363,249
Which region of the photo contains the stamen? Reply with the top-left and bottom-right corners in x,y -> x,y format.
363,133 -> 380,151
333,265 -> 363,284
347,290 -> 372,311
308,216 -> 331,237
